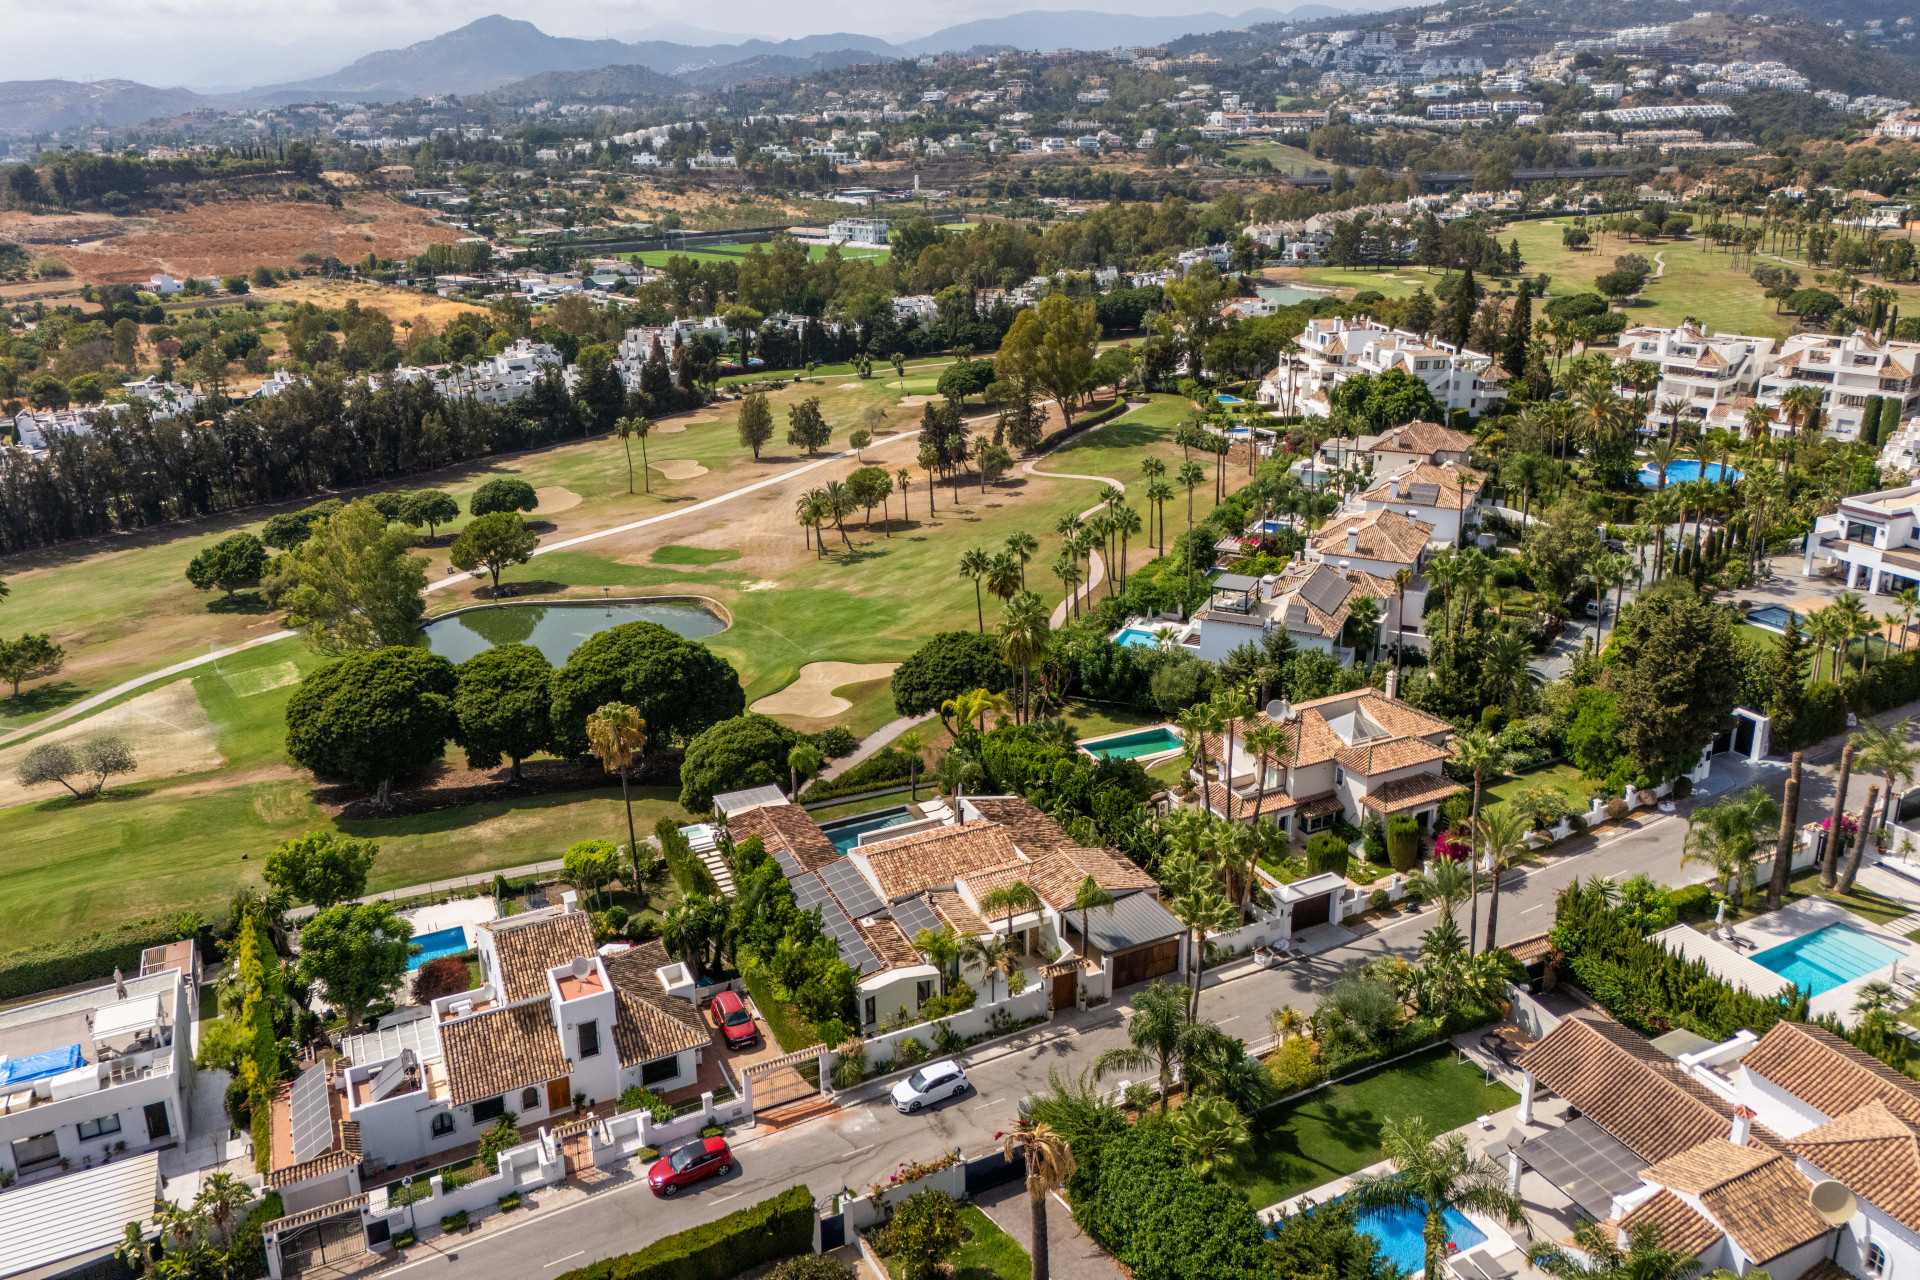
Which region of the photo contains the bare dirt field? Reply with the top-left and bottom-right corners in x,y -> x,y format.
264,278 -> 490,328
0,679 -> 221,808
0,193 -> 459,285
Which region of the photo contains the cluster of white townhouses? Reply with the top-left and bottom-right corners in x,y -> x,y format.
1256,315 -> 1508,421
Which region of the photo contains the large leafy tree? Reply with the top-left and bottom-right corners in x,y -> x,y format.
468,477 -> 539,517
185,532 -> 269,599
1610,582 -> 1740,777
1265,1196 -> 1400,1280
889,630 -> 1010,716
272,500 -> 428,654
453,643 -> 554,781
284,646 -> 458,804
677,712 -> 803,812
295,901 -> 414,1031
263,832 -> 378,908
449,511 -> 539,594
997,293 -> 1101,425
548,620 -> 745,756
0,632 -> 65,697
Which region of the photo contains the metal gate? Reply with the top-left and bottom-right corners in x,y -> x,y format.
820,1211 -> 846,1251
279,1216 -> 366,1275
964,1147 -> 1025,1194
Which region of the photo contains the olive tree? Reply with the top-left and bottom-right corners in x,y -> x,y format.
15,735 -> 137,798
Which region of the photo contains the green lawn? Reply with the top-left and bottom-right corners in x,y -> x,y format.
1225,1047 -> 1519,1209
881,1203 -> 1030,1280
1786,867 -> 1910,927
1484,764 -> 1601,816
1061,700 -> 1164,742
1293,268 -> 1436,300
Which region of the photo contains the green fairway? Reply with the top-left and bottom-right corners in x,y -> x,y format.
1292,268 -> 1435,300
1226,1046 -> 1518,1209
624,243 -> 888,268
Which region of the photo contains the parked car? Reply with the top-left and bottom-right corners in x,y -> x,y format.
890,1059 -> 968,1113
648,1137 -> 733,1196
712,990 -> 758,1049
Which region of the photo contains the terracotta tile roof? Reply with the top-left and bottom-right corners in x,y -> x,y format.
1309,508 -> 1435,566
959,862 -> 1047,905
1375,419 -> 1474,458
483,911 -> 597,1005
1643,1140 -> 1829,1263
1335,735 -> 1449,775
928,889 -> 990,937
1742,1021 -> 1920,1128
440,1003 -> 570,1108
980,846 -> 1158,910
1518,1016 -> 1780,1164
1361,461 -> 1487,511
1201,779 -> 1299,823
1358,770 -> 1464,814
859,916 -> 925,969
858,822 -> 1024,900
604,941 -> 710,1068
728,802 -> 841,874
964,796 -> 1077,854
1296,790 -> 1345,820
1790,1101 -> 1920,1233
265,1135 -> 362,1190
1505,932 -> 1553,965
1617,1189 -> 1722,1258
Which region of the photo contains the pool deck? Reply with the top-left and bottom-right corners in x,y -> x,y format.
398,896 -> 499,938
1078,725 -> 1186,767
1668,897 -> 1919,1024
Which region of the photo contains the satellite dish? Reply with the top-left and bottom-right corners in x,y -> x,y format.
1267,699 -> 1290,722
1809,1179 -> 1857,1226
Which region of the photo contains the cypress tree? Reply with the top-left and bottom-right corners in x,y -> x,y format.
1502,282 -> 1533,379
1443,264 -> 1476,351
1861,395 -> 1885,447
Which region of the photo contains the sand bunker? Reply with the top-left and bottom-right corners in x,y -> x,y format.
744,580 -> 782,591
651,421 -> 687,433
750,661 -> 899,719
534,486 -> 582,513
0,679 -> 223,809
650,459 -> 708,480
897,394 -> 939,407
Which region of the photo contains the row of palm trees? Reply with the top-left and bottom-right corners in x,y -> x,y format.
1802,591 -> 1912,681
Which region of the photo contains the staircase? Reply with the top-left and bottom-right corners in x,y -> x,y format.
682,824 -> 736,895
1878,415 -> 1920,478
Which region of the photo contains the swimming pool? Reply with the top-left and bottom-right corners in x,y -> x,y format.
1747,605 -> 1800,632
1216,394 -> 1246,404
1083,727 -> 1183,761
408,926 -> 472,971
1283,1200 -> 1486,1274
818,805 -> 919,854
1115,627 -> 1165,648
1751,923 -> 1902,995
1638,459 -> 1743,488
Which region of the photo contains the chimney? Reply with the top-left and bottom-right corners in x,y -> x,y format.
1390,479 -> 1401,499
1385,667 -> 1399,700
1730,1104 -> 1755,1147
561,889 -> 579,913
1346,527 -> 1359,554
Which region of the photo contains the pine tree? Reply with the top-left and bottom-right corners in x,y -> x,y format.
1502,282 -> 1532,378
1767,613 -> 1813,743
1443,264 -> 1476,350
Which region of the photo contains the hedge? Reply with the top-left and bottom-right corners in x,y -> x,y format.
799,747 -> 914,802
0,916 -> 189,1003
557,1185 -> 815,1280
1031,397 -> 1131,455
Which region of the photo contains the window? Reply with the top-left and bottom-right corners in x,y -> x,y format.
78,1114 -> 122,1141
10,1132 -> 59,1170
1334,768 -> 1345,786
431,1112 -> 455,1138
1866,1245 -> 1887,1277
916,980 -> 934,1006
641,1056 -> 680,1086
863,996 -> 877,1025
472,1096 -> 506,1124
578,1019 -> 600,1059
522,1087 -> 541,1112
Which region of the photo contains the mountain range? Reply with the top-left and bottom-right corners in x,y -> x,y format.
0,79 -> 220,135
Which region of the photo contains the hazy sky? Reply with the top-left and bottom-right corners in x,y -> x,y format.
1,0 -> 1328,90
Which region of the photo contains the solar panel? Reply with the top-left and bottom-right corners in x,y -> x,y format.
819,859 -> 884,920
287,1064 -> 334,1163
817,899 -> 881,974
889,895 -> 942,943
1406,482 -> 1442,505
769,845 -> 804,880
790,872 -> 830,913
1300,568 -> 1352,616
1285,603 -> 1311,629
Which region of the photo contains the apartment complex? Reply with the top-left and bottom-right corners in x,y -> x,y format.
1259,316 -> 1507,420
1800,480 -> 1920,597
1612,322 -> 1778,434
1756,333 -> 1920,442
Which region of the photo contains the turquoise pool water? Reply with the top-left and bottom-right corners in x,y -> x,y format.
819,806 -> 918,854
408,926 -> 471,971
1084,727 -> 1182,760
1216,394 -> 1246,404
421,600 -> 726,665
1747,605 -> 1799,632
1751,923 -> 1901,994
1115,627 -> 1164,648
1282,1200 -> 1486,1274
1639,459 -> 1743,487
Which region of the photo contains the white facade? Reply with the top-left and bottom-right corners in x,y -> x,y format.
1260,316 -> 1505,419
1757,333 -> 1920,443
827,217 -> 891,246
1612,322 -> 1779,434
1801,483 -> 1920,597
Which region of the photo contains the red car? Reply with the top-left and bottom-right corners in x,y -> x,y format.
647,1137 -> 733,1196
712,990 -> 759,1049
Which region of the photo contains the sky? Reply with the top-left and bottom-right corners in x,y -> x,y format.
0,0 -> 1347,91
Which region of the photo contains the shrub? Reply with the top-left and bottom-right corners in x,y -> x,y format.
1385,814 -> 1420,872
620,1085 -> 674,1122
440,1211 -> 469,1234
809,726 -> 858,758
498,1193 -> 523,1212
1305,832 -> 1350,877
1669,775 -> 1693,799
0,916 -> 188,1003
1668,883 -> 1714,922
413,956 -> 472,1004
1264,1034 -> 1326,1096
885,1190 -> 963,1280
896,1036 -> 930,1066
889,632 -> 1009,716
870,1057 -> 897,1076
638,1145 -> 659,1161
392,1231 -> 416,1249
1606,797 -> 1629,821
831,1037 -> 868,1088
931,1020 -> 965,1055
1369,888 -> 1391,913
1071,1118 -> 1274,1280
767,1257 -> 856,1280
1567,814 -> 1587,836
700,1121 -> 725,1138
555,1185 -> 815,1280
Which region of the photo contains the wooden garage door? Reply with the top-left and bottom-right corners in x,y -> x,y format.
1292,891 -> 1332,931
1113,938 -> 1180,989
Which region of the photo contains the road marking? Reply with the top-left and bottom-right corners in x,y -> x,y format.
1522,903 -> 1546,914
714,1192 -> 745,1203
546,1253 -> 584,1267
1217,1015 -> 1241,1025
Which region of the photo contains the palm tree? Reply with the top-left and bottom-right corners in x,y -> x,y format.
1113,505 -> 1143,591
1682,785 -> 1781,910
585,702 -> 648,883
1240,722 -> 1286,877
1529,1219 -> 1699,1280
1167,859 -> 1238,1020
961,932 -> 1012,1002
1071,874 -> 1115,960
1147,478 -> 1175,553
1852,718 -> 1919,848
1408,854 -> 1474,924
1003,1125 -> 1076,1280
1005,530 -> 1040,590
1482,628 -> 1535,712
1895,588 -> 1919,653
981,881 -> 1042,972
1176,701 -> 1220,791
787,742 -> 824,798
1267,1004 -> 1306,1041
1178,460 -> 1207,590
193,1172 -> 253,1243
959,547 -> 991,631
1392,568 -> 1414,670
897,727 -> 927,799
1092,980 -> 1197,1112
999,590 -> 1052,723
986,551 -> 1024,607
1213,685 -> 1257,787
1169,1093 -> 1250,1178
1348,1116 -> 1527,1280
1052,553 -> 1084,618
1475,805 -> 1534,953
1344,594 -> 1382,664
914,924 -> 960,994
614,415 -> 651,494
821,478 -> 856,552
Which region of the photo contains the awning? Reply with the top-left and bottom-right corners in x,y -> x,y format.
1076,893 -> 1184,954
1513,1116 -> 1649,1221
93,993 -> 162,1040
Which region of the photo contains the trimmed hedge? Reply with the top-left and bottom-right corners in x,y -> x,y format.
799,747 -> 914,802
0,917 -> 188,1003
557,1185 -> 815,1280
1032,397 -> 1131,455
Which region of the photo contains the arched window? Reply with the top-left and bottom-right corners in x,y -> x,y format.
522,1087 -> 541,1112
1866,1244 -> 1887,1277
431,1113 -> 455,1138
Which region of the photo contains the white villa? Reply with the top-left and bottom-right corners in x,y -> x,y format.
1757,333 -> 1920,443
1258,316 -> 1507,420
1801,481 -> 1920,597
1611,322 -> 1778,435
1352,460 -> 1489,545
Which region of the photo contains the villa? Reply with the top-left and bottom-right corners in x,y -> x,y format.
1351,460 -> 1489,546
1610,322 -> 1778,435
1512,1013 -> 1920,1280
1800,480 -> 1920,596
1363,418 -> 1476,472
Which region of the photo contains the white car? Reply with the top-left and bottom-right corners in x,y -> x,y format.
891,1059 -> 968,1113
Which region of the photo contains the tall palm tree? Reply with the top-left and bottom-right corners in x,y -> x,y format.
1852,718 -> 1919,848
914,924 -> 960,994
1178,460 -> 1207,592
1823,741 -> 1856,890
981,881 -> 1042,971
1005,530 -> 1040,590
1147,478 -> 1175,553
1348,1116 -> 1527,1280
1071,874 -> 1115,961
1113,506 -> 1143,591
1392,568 -> 1414,670
1169,868 -> 1238,1020
959,547 -> 991,631
820,478 -> 856,552
1529,1219 -> 1699,1280
1004,1125 -> 1076,1280
1092,980 -> 1199,1112
1682,786 -> 1781,910
986,551 -> 1024,607
896,727 -> 926,800
787,742 -> 824,798
1241,722 -> 1286,869
1895,588 -> 1919,653
1213,685 -> 1257,786
961,932 -> 1011,1002
614,414 -> 651,494
585,702 -> 648,883
999,590 -> 1052,723
1475,805 -> 1534,953
1176,701 -> 1221,792
1408,854 -> 1474,924
1052,553 -> 1084,619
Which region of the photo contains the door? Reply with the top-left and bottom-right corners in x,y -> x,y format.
1051,969 -> 1077,1012
144,1101 -> 171,1141
820,1213 -> 847,1251
547,1078 -> 571,1114
1291,891 -> 1332,931
1112,938 -> 1179,989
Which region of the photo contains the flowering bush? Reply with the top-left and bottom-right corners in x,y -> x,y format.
864,1151 -> 960,1205
1435,830 -> 1470,862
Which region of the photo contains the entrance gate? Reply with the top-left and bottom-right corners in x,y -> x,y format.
267,1197 -> 371,1279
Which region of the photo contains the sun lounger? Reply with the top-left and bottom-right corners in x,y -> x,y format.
1450,1255 -> 1494,1280
1473,1249 -> 1520,1280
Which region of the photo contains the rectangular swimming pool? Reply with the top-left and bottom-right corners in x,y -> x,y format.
818,805 -> 919,854
1750,923 -> 1901,995
1283,1200 -> 1486,1275
1115,627 -> 1164,648
408,926 -> 472,971
1746,605 -> 1799,633
1083,727 -> 1183,761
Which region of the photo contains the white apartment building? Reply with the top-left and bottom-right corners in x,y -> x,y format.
1259,316 -> 1506,420
1612,322 -> 1779,434
1757,333 -> 1920,443
1801,481 -> 1920,597
0,941 -> 197,1188
826,217 -> 891,245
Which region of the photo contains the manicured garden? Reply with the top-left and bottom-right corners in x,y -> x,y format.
877,1204 -> 1030,1280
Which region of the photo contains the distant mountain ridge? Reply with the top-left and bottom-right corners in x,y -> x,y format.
0,78 -> 218,135
898,7 -> 1352,55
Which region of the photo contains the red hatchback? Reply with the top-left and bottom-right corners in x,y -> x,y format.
648,1137 -> 733,1196
712,990 -> 758,1049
